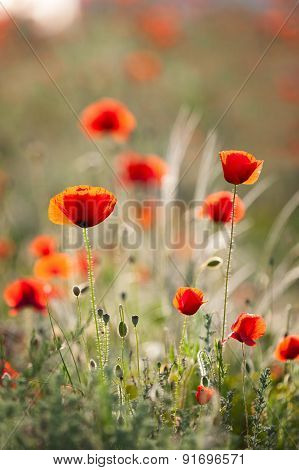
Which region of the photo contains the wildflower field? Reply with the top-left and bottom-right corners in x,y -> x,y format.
0,0 -> 298,451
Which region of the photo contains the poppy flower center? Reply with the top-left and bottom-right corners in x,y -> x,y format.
93,110 -> 120,132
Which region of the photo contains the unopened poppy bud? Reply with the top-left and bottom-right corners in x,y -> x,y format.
206,256 -> 223,269
120,291 -> 127,301
118,415 -> 124,425
89,359 -> 97,370
103,313 -> 110,325
246,362 -> 251,374
72,285 -> 81,297
131,315 -> 139,327
119,321 -> 128,338
269,257 -> 274,267
202,376 -> 209,387
128,255 -> 135,264
115,364 -> 124,380
97,308 -> 103,318
80,284 -> 89,294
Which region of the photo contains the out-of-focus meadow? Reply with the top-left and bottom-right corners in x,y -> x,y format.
0,0 -> 298,450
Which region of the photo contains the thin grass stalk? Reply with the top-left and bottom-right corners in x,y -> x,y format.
222,184 -> 237,343
48,306 -> 73,388
82,227 -> 104,380
242,343 -> 249,447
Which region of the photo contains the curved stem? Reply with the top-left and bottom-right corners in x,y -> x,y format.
222,184 -> 237,342
82,227 -> 104,380
134,326 -> 140,382
242,343 -> 249,447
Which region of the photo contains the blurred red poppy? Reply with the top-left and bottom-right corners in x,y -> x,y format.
0,238 -> 15,259
0,360 -> 19,387
274,335 -> 299,362
138,6 -> 181,48
260,9 -> 299,42
34,252 -> 72,280
80,98 -> 136,141
3,278 -> 54,316
48,185 -> 117,228
29,235 -> 57,257
195,385 -> 215,405
278,75 -> 299,104
173,287 -> 206,316
219,150 -> 263,185
118,152 -> 168,186
76,249 -> 99,277
198,191 -> 245,224
229,313 -> 266,346
136,202 -> 157,230
125,50 -> 162,82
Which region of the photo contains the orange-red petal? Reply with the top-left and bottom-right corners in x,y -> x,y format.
219,150 -> 263,185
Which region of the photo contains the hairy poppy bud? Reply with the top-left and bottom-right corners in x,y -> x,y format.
103,313 -> 110,325
120,291 -> 127,301
202,376 -> 209,387
80,284 -> 89,294
206,256 -> 223,268
131,315 -> 139,327
115,364 -> 124,380
119,321 -> 128,338
72,285 -> 81,297
97,308 -> 103,318
89,359 -> 97,370
128,255 -> 135,264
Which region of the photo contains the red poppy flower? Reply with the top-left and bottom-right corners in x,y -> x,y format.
0,238 -> 15,259
80,98 -> 136,141
274,335 -> 299,362
48,185 -> 117,228
198,191 -> 245,224
173,287 -> 206,316
29,235 -> 57,257
139,6 -> 181,48
125,50 -> 162,82
219,150 -> 264,185
3,278 -> 54,316
0,360 -> 19,387
34,252 -> 72,280
229,313 -> 266,346
118,152 -> 168,186
195,385 -> 215,405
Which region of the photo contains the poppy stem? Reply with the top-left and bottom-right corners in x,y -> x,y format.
134,326 -> 141,383
222,184 -> 237,343
242,342 -> 249,447
178,317 -> 188,371
82,227 -> 104,380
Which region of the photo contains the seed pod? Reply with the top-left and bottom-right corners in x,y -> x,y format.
80,284 -> 89,294
115,364 -> 124,380
119,321 -> 128,338
131,315 -> 139,327
103,313 -> 110,325
72,285 -> 81,297
206,256 -> 223,269
202,376 -> 209,387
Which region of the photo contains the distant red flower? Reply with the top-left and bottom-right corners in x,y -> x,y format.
80,98 -> 136,141
48,185 -> 117,228
260,9 -> 299,42
0,360 -> 19,387
229,313 -> 266,346
76,249 -> 99,277
0,239 -> 15,259
219,150 -> 264,185
118,152 -> 168,186
3,278 -> 54,316
136,202 -> 158,230
29,235 -> 57,257
278,75 -> 299,104
34,252 -> 72,280
195,385 -> 215,405
173,287 -> 206,316
198,191 -> 245,224
125,50 -> 162,82
274,335 -> 299,362
138,6 -> 181,48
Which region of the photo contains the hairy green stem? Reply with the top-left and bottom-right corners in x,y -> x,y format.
242,343 -> 249,447
134,326 -> 140,382
222,184 -> 237,342
82,227 -> 104,379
